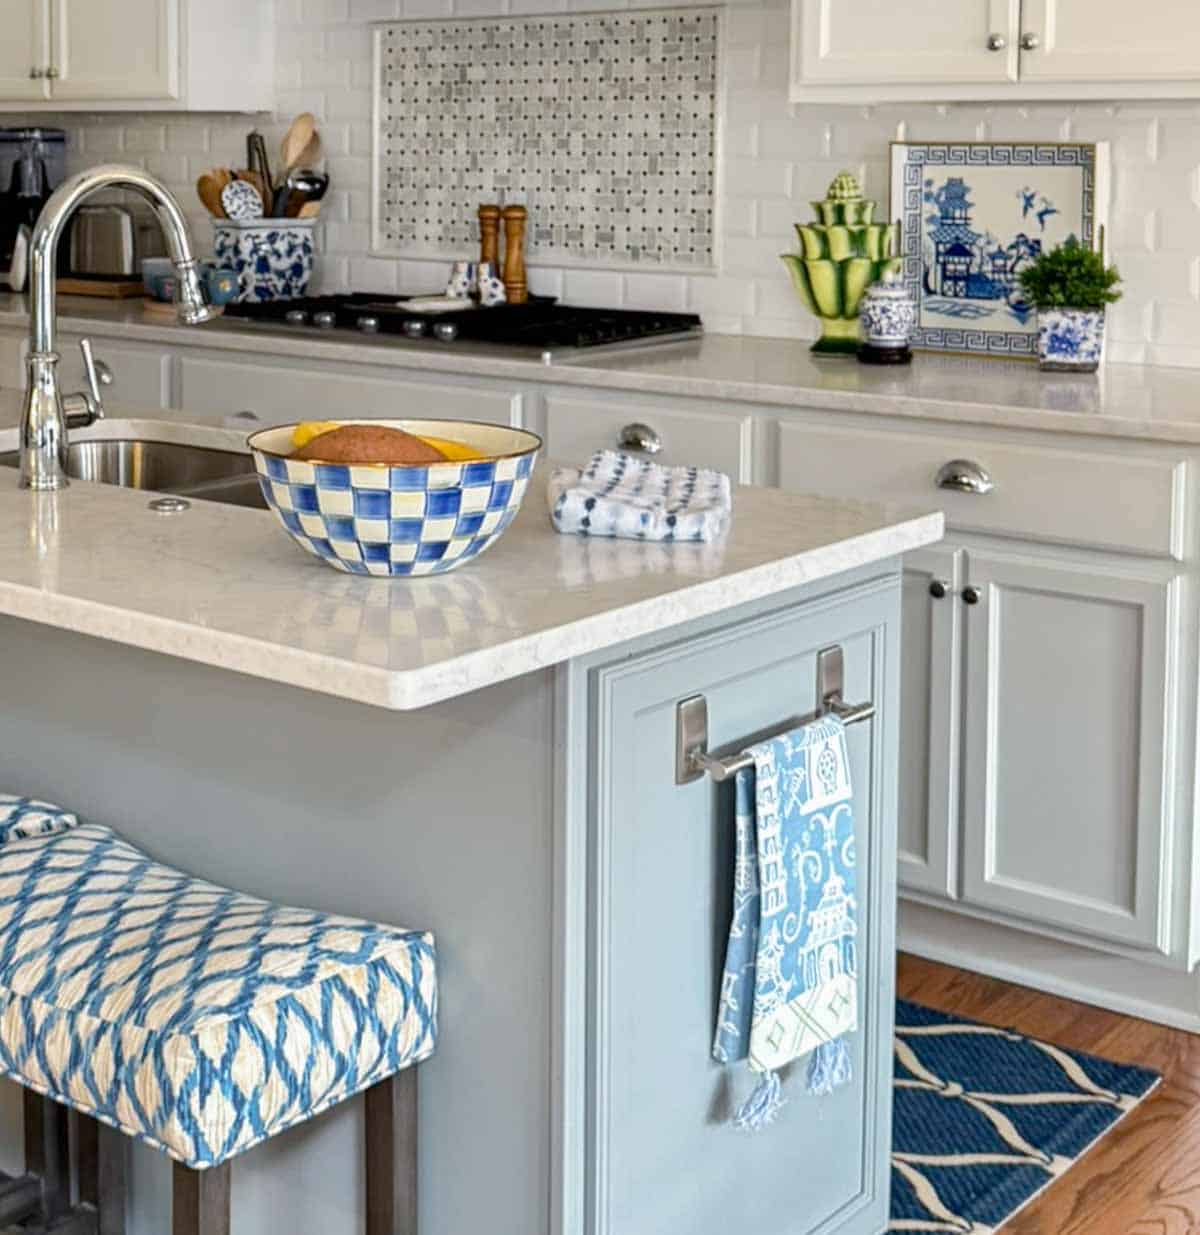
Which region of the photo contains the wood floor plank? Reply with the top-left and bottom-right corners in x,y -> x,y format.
895,953 -> 1197,1235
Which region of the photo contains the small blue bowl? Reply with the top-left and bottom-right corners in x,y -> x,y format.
247,419 -> 541,577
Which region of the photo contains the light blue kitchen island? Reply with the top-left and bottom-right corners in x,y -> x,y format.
0,410 -> 941,1235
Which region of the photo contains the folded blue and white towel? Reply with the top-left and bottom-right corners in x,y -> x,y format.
547,450 -> 731,542
713,715 -> 859,1130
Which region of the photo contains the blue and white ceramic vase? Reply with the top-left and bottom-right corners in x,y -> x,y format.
212,219 -> 316,303
858,268 -> 916,365
1036,307 -> 1105,372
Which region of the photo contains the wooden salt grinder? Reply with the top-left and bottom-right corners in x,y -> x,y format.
501,205 -> 528,304
478,204 -> 501,269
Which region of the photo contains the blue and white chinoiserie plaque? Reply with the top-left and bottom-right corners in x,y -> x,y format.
889,142 -> 1110,359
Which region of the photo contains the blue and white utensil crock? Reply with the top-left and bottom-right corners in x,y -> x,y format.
1036,307 -> 1105,372
212,218 -> 315,303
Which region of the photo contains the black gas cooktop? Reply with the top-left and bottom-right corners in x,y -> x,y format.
222,294 -> 702,355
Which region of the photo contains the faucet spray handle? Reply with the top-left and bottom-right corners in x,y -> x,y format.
62,337 -> 109,428
80,338 -> 110,414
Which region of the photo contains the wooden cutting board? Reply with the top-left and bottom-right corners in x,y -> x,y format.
57,275 -> 145,299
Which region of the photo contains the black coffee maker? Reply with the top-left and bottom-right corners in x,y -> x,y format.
0,128 -> 66,292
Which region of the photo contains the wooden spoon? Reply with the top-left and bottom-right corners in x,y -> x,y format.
196,171 -> 227,218
294,131 -> 322,171
279,113 -> 317,180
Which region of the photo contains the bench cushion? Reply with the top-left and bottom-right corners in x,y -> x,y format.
0,824 -> 437,1169
0,794 -> 79,845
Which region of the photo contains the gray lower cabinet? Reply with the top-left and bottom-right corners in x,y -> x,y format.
897,540 -> 1180,958
584,572 -> 902,1235
896,546 -> 963,901
960,549 -> 1178,954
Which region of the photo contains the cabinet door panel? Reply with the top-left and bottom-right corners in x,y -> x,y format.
51,0 -> 178,100
1020,0 -> 1200,82
961,551 -> 1177,952
591,579 -> 900,1235
797,0 -> 1018,84
0,2 -> 48,100
898,547 -> 963,900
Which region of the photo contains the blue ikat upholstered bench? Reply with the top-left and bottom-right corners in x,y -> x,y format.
0,794 -> 438,1235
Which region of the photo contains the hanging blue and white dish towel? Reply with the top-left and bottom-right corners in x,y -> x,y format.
548,449 -> 731,542
713,716 -> 858,1130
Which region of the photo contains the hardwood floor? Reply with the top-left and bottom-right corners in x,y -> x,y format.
897,953 -> 1200,1235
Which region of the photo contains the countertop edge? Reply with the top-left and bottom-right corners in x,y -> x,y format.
3,301 -> 1198,446
0,511 -> 943,711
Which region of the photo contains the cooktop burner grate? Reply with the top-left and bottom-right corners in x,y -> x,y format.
222,294 -> 702,351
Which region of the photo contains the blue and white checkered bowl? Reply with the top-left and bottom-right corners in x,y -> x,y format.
247,419 -> 541,577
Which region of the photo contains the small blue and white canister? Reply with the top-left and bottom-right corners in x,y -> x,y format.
1036,307 -> 1105,373
212,219 -> 315,302
858,268 -> 916,365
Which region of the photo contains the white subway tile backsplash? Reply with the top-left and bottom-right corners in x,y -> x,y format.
13,0 -> 1200,366
562,269 -> 624,306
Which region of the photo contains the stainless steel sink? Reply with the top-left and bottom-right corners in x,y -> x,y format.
0,438 -> 267,509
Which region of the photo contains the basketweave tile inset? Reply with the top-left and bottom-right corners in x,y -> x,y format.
374,8 -> 719,270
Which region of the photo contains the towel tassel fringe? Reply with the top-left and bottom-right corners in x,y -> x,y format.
734,1069 -> 784,1131
806,1037 -> 852,1096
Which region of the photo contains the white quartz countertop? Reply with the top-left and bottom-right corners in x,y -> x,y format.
4,293 -> 1200,445
0,397 -> 942,710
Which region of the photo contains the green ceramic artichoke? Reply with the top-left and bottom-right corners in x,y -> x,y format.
782,171 -> 903,355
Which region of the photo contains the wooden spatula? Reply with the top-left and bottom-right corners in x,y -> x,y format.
196,171 -> 227,218
279,113 -> 317,181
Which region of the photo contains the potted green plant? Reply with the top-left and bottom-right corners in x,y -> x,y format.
1017,237 -> 1121,372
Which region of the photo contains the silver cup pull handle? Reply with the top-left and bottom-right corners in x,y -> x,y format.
935,459 -> 994,495
618,422 -> 663,455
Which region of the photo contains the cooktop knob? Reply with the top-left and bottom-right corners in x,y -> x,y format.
313,311 -> 337,329
357,315 -> 380,333
402,320 -> 427,338
284,309 -> 309,325
433,321 -> 458,342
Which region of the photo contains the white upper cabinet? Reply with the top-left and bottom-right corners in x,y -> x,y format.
797,0 -> 1019,86
1019,0 -> 1200,84
50,0 -> 178,101
791,0 -> 1200,100
0,2 -> 48,101
0,0 -> 272,112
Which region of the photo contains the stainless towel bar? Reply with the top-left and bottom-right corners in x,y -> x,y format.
674,645 -> 875,785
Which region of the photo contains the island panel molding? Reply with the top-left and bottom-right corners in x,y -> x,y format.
373,8 -> 719,271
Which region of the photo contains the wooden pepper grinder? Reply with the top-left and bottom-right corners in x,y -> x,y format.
478,204 -> 501,270
501,204 -> 528,304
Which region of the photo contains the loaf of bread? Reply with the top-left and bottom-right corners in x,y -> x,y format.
291,424 -> 449,465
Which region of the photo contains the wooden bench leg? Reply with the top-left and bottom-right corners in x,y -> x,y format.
78,1113 -> 128,1234
172,1161 -> 231,1235
365,1070 -> 418,1235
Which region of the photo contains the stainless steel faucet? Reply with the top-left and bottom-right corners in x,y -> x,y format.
19,163 -> 217,490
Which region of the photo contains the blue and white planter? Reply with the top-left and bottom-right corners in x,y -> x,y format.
212,219 -> 316,303
1036,307 -> 1105,372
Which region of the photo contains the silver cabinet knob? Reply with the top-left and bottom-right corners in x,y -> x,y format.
935,459 -> 994,495
29,67 -> 44,79
1020,32 -> 1040,50
987,33 -> 1007,50
962,586 -> 982,606
929,579 -> 949,600
618,422 -> 662,455
45,66 -> 59,79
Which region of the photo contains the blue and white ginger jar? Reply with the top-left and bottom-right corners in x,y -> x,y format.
858,268 -> 916,364
1036,307 -> 1105,373
213,219 -> 316,303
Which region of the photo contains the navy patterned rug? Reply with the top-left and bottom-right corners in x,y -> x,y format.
891,1000 -> 1161,1233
